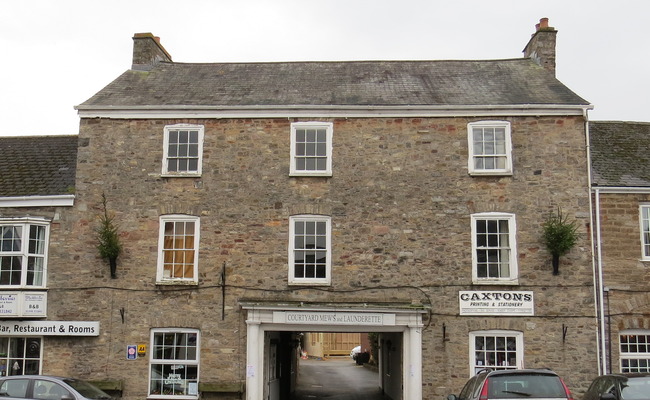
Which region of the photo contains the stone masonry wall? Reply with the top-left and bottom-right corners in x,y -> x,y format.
595,192 -> 650,372
44,115 -> 598,399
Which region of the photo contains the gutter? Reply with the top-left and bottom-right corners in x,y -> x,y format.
75,104 -> 594,119
590,186 -> 650,194
0,195 -> 75,208
593,187 -> 607,374
585,111 -> 607,374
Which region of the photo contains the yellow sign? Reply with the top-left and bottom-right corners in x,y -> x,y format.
137,344 -> 146,355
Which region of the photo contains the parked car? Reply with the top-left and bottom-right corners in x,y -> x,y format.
0,375 -> 113,400
350,345 -> 361,360
583,373 -> 650,400
447,368 -> 573,400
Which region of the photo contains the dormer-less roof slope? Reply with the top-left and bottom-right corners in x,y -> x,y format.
590,121 -> 650,188
0,136 -> 78,197
78,59 -> 589,110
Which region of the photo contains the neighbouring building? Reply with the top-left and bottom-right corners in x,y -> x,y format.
2,19 -> 602,400
302,332 -> 361,358
0,136 -> 78,375
589,121 -> 650,376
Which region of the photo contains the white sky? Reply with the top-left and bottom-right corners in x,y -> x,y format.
1,0 -> 648,136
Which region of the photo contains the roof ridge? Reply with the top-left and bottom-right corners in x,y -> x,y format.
160,58 -> 532,66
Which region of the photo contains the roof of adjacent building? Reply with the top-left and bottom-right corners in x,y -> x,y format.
0,136 -> 78,197
78,59 -> 589,108
590,121 -> 650,188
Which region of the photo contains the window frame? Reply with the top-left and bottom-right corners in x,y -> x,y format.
469,330 -> 523,376
640,205 -> 650,261
162,124 -> 205,177
467,121 -> 513,176
289,122 -> 333,177
156,215 -> 200,285
288,215 -> 332,285
148,328 -> 200,399
619,329 -> 650,373
471,213 -> 518,284
0,218 -> 50,289
0,336 -> 43,376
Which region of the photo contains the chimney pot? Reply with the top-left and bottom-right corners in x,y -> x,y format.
523,18 -> 557,76
539,18 -> 549,29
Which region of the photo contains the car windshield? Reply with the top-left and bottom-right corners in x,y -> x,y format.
620,376 -> 650,400
62,379 -> 112,399
488,374 -> 566,398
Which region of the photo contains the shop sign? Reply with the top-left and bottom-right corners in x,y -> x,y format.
165,374 -> 182,385
273,311 -> 396,326
0,292 -> 47,317
0,321 -> 99,336
459,291 -> 534,316
126,345 -> 137,360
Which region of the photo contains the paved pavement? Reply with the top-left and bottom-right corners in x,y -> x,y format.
293,357 -> 389,400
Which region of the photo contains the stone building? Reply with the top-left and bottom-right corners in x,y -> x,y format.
3,18 -> 600,400
589,121 -> 650,376
0,136 -> 78,376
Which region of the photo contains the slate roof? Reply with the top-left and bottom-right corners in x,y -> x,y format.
590,121 -> 650,187
79,59 -> 589,108
0,136 -> 78,197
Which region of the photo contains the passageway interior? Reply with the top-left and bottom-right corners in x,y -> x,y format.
265,331 -> 401,400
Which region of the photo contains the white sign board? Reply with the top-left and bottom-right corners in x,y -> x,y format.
273,311 -> 395,326
459,291 -> 534,316
0,292 -> 47,317
0,321 -> 99,336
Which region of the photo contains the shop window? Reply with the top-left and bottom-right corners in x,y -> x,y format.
149,329 -> 199,398
470,330 -> 523,375
0,337 -> 42,376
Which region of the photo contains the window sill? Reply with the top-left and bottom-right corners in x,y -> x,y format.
288,280 -> 331,287
472,279 -> 519,286
156,280 -> 199,286
161,173 -> 202,178
468,171 -> 513,177
289,172 -> 332,177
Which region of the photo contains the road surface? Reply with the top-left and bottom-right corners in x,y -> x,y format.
293,357 -> 389,400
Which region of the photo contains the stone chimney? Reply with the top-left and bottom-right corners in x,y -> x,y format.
132,33 -> 172,71
523,18 -> 557,76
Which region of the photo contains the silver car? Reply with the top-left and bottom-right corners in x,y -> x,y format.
0,375 -> 113,400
